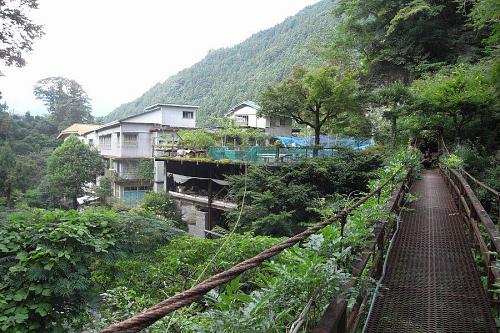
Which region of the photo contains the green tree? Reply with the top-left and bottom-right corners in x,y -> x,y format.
179,129 -> 216,148
374,81 -> 413,145
46,135 -> 102,209
259,65 -> 361,155
467,0 -> 500,47
95,176 -> 113,206
333,0 -> 484,82
34,77 -> 94,130
411,64 -> 497,142
0,0 -> 44,74
0,144 -> 16,204
135,159 -> 154,184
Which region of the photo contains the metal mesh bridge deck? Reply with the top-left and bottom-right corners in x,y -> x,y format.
365,170 -> 496,332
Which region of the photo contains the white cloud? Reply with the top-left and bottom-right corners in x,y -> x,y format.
0,0 -> 320,117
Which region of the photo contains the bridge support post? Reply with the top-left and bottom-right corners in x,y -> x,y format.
375,226 -> 385,280
205,179 -> 213,238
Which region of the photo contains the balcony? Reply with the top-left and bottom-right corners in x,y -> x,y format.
109,170 -> 139,182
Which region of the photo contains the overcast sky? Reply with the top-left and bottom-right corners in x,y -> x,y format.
0,0 -> 320,117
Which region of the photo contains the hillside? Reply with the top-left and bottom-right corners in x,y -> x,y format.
104,0 -> 337,124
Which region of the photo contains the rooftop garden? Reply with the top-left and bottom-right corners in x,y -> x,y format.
154,127 -> 374,164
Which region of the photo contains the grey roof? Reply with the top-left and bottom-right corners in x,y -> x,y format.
144,103 -> 199,111
226,100 -> 261,116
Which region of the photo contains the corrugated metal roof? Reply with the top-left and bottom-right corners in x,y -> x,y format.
57,123 -> 100,139
226,100 -> 261,116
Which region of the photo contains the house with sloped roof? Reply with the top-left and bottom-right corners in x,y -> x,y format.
226,101 -> 292,136
72,103 -> 199,202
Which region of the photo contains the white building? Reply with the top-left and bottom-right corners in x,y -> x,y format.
82,103 -> 199,202
226,101 -> 292,137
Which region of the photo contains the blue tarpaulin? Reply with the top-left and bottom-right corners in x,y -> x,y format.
274,135 -> 374,150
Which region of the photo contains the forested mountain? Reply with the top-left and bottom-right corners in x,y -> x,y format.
104,0 -> 337,124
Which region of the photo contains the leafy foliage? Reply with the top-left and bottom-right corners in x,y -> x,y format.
95,176 -> 113,206
226,148 -> 384,236
443,153 -> 464,169
0,208 -> 185,332
34,77 -> 94,130
141,191 -> 184,230
179,129 -> 217,148
81,149 -> 419,332
0,0 -> 44,73
259,65 -> 363,150
410,63 -> 498,142
466,0 -> 500,48
373,81 -> 413,145
0,209 -> 118,332
46,135 -> 103,209
135,160 -> 154,184
0,107 -> 59,208
333,0 -> 485,82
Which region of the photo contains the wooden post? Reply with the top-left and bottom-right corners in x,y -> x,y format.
338,308 -> 347,333
375,226 -> 385,280
487,242 -> 496,308
207,179 -> 213,238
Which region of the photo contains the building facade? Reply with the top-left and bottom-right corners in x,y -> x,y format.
226,101 -> 292,137
82,103 -> 198,202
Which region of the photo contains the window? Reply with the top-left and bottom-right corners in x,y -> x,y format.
183,111 -> 194,119
99,135 -> 111,149
123,133 -> 138,147
236,115 -> 249,125
123,185 -> 152,202
121,160 -> 138,175
279,118 -> 287,126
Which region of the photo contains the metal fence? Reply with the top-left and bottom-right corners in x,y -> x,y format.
207,146 -> 362,163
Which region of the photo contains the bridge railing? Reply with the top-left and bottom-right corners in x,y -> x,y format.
313,169 -> 413,333
439,164 -> 500,307
438,134 -> 499,307
438,134 -> 499,224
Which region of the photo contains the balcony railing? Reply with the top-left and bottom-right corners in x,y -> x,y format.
110,170 -> 139,181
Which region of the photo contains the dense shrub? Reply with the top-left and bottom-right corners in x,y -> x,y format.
141,191 -> 184,229
0,208 -> 185,332
0,209 -> 118,331
226,148 -> 384,236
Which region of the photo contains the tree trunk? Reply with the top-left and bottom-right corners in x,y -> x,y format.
452,113 -> 460,144
72,195 -> 78,210
313,127 -> 321,157
313,106 -> 321,157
